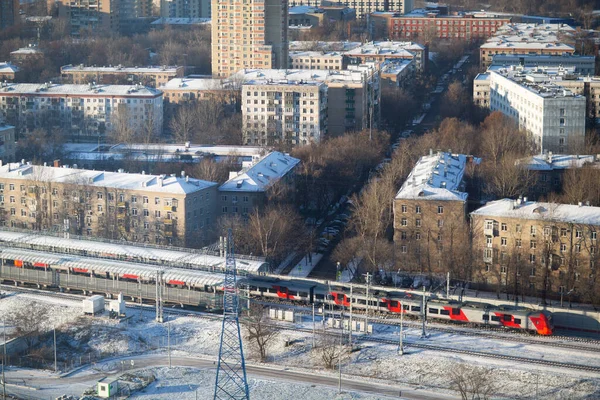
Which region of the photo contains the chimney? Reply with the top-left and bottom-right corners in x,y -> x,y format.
523,196 -> 527,203
142,170 -> 145,175
181,171 -> 186,178
429,148 -> 433,156
185,175 -> 189,182
157,177 -> 163,187
54,159 -> 61,168
578,201 -> 583,207
20,159 -> 25,165
548,151 -> 552,164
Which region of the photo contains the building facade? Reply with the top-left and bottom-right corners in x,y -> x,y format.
288,5 -> 355,27
480,42 -> 575,68
0,82 -> 163,142
239,66 -> 380,147
211,0 -> 289,78
160,0 -> 211,18
370,11 -> 510,41
61,65 -> 185,88
0,63 -> 20,83
218,151 -> 300,217
0,124 -> 16,163
489,55 -> 596,76
485,67 -> 586,153
0,161 -> 218,247
0,0 -> 19,31
471,199 -> 600,301
393,152 -> 479,278
288,0 -> 413,19
343,41 -> 428,73
289,51 -> 346,70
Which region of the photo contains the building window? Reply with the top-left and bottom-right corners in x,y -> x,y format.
530,240 -> 537,249
437,206 -> 444,214
501,223 -> 507,231
97,192 -> 103,200
401,245 -> 407,253
486,237 -> 492,246
437,219 -> 444,228
143,209 -> 149,217
401,231 -> 407,240
529,254 -> 536,263
485,220 -> 493,230
516,224 -> 522,233
401,205 -> 407,213
592,231 -> 597,240
560,243 -> 567,253
576,230 -> 582,238
530,267 -> 536,277
530,226 -> 536,237
415,205 -> 421,214
416,219 -> 421,227
501,237 -> 507,246
221,195 -> 227,201
401,218 -> 407,226
154,210 -> 161,217
560,228 -> 567,237
143,196 -> 148,204
500,265 -> 507,274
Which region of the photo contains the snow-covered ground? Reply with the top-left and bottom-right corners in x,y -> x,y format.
1,291 -> 600,399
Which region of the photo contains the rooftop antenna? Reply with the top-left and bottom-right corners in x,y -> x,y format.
214,229 -> 250,400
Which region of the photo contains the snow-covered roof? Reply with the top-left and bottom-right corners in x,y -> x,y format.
471,199 -> 600,226
0,123 -> 14,132
474,73 -> 490,82
162,78 -> 233,91
0,162 -> 216,195
0,248 -> 225,287
151,17 -> 211,25
289,41 -> 361,52
493,23 -> 576,37
10,47 -> 43,55
344,41 -> 424,58
516,154 -> 600,171
489,67 -> 586,99
395,152 -> 479,201
219,151 -> 300,193
481,41 -> 574,51
381,59 -> 414,75
0,229 -> 268,273
289,5 -> 322,14
0,83 -> 162,97
236,67 -> 374,86
0,62 -> 19,74
289,51 -> 344,58
61,65 -> 182,74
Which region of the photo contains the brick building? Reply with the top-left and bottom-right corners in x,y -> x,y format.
471,199 -> 600,301
0,161 -> 219,247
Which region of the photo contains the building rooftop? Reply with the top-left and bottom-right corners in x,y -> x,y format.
61,65 -> 182,74
395,152 -> 479,201
236,67 -> 374,86
0,162 -> 217,195
0,62 -> 19,74
0,122 -> 14,132
374,9 -> 510,19
472,199 -> 600,226
381,59 -> 414,75
219,151 -> 300,192
516,153 -> 600,171
344,41 -> 425,58
289,51 -> 344,58
151,17 -> 211,25
474,72 -> 490,81
0,82 -> 162,97
493,23 -> 576,37
289,41 -> 361,52
489,66 -> 586,99
289,5 -> 323,14
481,41 -> 574,51
64,143 -> 266,164
490,54 -> 595,66
10,46 -> 43,55
162,78 -> 233,91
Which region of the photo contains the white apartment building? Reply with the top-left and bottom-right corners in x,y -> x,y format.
288,0 -> 413,19
487,66 -> 586,153
0,82 -> 163,142
211,0 -> 289,78
343,41 -> 428,72
239,65 -> 380,147
289,51 -> 346,70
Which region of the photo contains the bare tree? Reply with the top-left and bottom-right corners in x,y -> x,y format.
7,302 -> 50,350
449,363 -> 497,400
316,333 -> 348,370
109,106 -> 136,146
169,104 -> 196,143
242,304 -> 279,362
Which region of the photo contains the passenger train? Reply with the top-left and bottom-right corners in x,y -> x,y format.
0,244 -> 553,336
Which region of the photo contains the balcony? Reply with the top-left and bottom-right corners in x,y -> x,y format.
164,205 -> 175,212
164,219 -> 173,225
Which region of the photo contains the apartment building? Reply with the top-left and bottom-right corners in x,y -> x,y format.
238,65 -> 380,146
343,41 -> 428,72
211,0 -> 289,78
219,151 -> 300,217
0,82 -> 163,142
288,5 -> 354,27
370,10 -> 510,41
161,0 -> 211,18
288,0 -> 413,19
481,66 -> 586,153
489,55 -> 596,76
393,151 -> 479,277
289,40 -> 361,53
480,42 -> 575,69
0,63 -> 19,83
289,51 -> 346,70
9,46 -> 43,66
54,0 -> 154,35
515,153 -> 600,200
61,65 -> 185,88
0,0 -> 19,31
161,78 -> 238,111
492,23 -> 576,44
380,59 -> 415,88
0,123 -> 16,163
0,161 -> 218,247
471,199 -> 600,299
150,17 -> 210,28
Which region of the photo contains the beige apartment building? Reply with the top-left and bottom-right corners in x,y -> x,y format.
288,0 -> 413,19
61,65 -> 185,88
0,124 -> 16,163
393,151 -> 479,278
161,0 -> 211,18
218,151 -> 300,217
161,78 -> 238,109
0,161 -> 218,248
289,51 -> 346,70
480,42 -> 575,69
211,0 -> 289,78
471,199 -> 600,302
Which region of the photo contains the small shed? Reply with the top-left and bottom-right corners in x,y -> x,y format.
97,377 -> 118,398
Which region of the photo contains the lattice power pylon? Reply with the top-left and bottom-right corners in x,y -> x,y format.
214,231 -> 250,400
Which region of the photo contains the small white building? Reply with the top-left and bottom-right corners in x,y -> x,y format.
97,377 -> 119,398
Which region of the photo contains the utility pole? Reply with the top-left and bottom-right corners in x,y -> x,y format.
446,272 -> 450,299
420,286 -> 427,339
312,303 -> 315,348
2,317 -> 6,400
54,325 -> 57,372
348,284 -> 353,346
167,321 -> 171,368
338,314 -> 342,394
156,271 -> 164,323
398,302 -> 404,355
364,273 -> 371,334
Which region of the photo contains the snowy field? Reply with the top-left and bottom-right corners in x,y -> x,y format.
1,291 -> 600,399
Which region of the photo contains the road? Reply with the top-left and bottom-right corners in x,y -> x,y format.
3,354 -> 457,400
